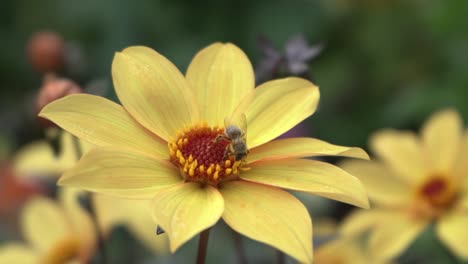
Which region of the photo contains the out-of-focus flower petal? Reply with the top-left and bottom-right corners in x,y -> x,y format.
340,160 -> 411,206
454,131 -> 468,186
248,137 -> 369,163
241,159 -> 369,208
112,46 -> 199,141
315,238 -> 367,264
58,148 -> 181,198
436,212 -> 468,260
93,194 -> 169,254
220,181 -> 313,264
21,197 -> 70,252
152,183 -> 224,252
422,109 -> 462,174
245,77 -> 319,148
370,130 -> 427,184
340,209 -> 398,237
0,243 -> 38,263
39,94 -> 168,159
186,43 -> 254,127
15,132 -> 77,177
456,193 -> 468,212
59,188 -> 96,261
369,214 -> 427,261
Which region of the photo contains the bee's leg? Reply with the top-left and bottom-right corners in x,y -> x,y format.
214,134 -> 227,143
223,147 -> 230,160
239,160 -> 251,171
223,145 -> 234,160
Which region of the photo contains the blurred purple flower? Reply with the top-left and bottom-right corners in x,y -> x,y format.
255,34 -> 323,85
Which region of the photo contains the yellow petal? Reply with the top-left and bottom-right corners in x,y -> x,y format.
340,209 -> 397,237
58,148 -> 182,199
454,131 -> 468,186
93,194 -> 169,254
369,214 -> 427,261
14,132 -> 77,178
59,188 -> 96,261
39,94 -> 168,159
248,137 -> 369,163
245,77 -> 319,148
112,46 -> 199,141
422,109 -> 462,174
186,43 -> 255,126
436,212 -> 468,260
370,129 -> 427,184
220,181 -> 313,264
0,244 -> 38,264
21,197 -> 70,252
152,182 -> 224,252
315,238 -> 367,264
456,193 -> 468,212
241,159 -> 369,208
340,160 -> 411,206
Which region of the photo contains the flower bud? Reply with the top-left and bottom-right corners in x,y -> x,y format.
27,31 -> 65,73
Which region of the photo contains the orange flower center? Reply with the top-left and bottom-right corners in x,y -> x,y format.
418,176 -> 457,213
42,237 -> 79,264
168,123 -> 246,186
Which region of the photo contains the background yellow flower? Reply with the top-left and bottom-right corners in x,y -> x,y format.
0,188 -> 96,263
340,109 -> 468,262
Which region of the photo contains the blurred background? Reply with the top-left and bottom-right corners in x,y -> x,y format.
1,0 -> 468,263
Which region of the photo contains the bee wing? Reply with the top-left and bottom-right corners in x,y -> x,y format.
224,113 -> 248,139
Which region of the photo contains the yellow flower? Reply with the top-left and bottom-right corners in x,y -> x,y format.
340,109 -> 468,261
0,188 -> 96,263
13,130 -> 169,254
39,42 -> 369,263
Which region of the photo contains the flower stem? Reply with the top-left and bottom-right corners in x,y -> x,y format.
232,230 -> 248,264
196,228 -> 211,264
276,250 -> 285,264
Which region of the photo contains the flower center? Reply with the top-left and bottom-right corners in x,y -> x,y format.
168,123 -> 247,186
419,176 -> 457,211
42,237 -> 79,264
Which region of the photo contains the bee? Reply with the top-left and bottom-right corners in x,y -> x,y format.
215,113 -> 249,161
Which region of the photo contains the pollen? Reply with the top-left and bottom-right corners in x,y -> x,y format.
168,123 -> 245,185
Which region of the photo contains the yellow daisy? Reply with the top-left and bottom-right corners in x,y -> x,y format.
0,188 -> 96,263
39,42 -> 369,263
340,109 -> 468,261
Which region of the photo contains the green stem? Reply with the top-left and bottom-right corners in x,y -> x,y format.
276,250 -> 285,264
196,229 -> 211,264
232,230 -> 248,264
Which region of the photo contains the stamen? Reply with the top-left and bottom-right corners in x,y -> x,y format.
168,123 -> 248,185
